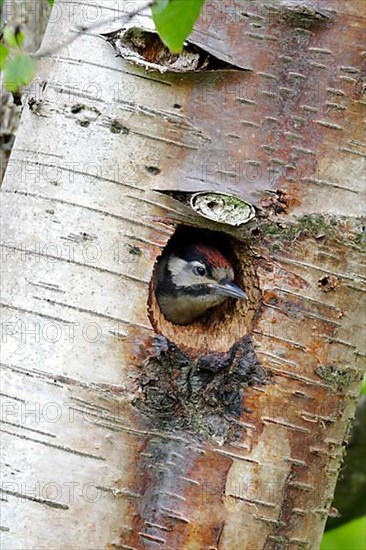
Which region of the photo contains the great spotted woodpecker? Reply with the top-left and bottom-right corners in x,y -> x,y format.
155,242 -> 247,325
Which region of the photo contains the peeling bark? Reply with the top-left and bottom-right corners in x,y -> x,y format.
0,1 -> 365,549
104,27 -> 245,73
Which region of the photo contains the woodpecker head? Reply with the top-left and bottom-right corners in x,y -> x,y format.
155,242 -> 247,325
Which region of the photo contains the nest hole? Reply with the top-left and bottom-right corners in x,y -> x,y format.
148,226 -> 261,353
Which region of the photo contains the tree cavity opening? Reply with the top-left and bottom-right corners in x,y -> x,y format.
148,226 -> 261,353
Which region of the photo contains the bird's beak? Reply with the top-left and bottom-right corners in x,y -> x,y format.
214,281 -> 248,300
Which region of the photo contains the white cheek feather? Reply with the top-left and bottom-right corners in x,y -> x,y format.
167,256 -> 187,279
168,256 -> 213,287
167,256 -> 195,287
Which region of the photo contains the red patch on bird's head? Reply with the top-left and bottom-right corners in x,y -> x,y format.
194,244 -> 232,270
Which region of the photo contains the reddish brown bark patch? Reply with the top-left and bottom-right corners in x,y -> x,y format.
119,437 -> 232,549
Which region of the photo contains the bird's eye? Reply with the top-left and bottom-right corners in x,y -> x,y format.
193,265 -> 206,276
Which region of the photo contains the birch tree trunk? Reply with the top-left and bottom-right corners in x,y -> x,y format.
1,1 -> 365,549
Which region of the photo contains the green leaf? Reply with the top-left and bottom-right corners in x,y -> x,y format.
361,373 -> 366,395
15,29 -> 25,47
3,53 -> 36,92
0,44 -> 9,70
3,25 -> 25,48
48,0 -> 54,6
321,516 -> 366,550
152,0 -> 205,53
